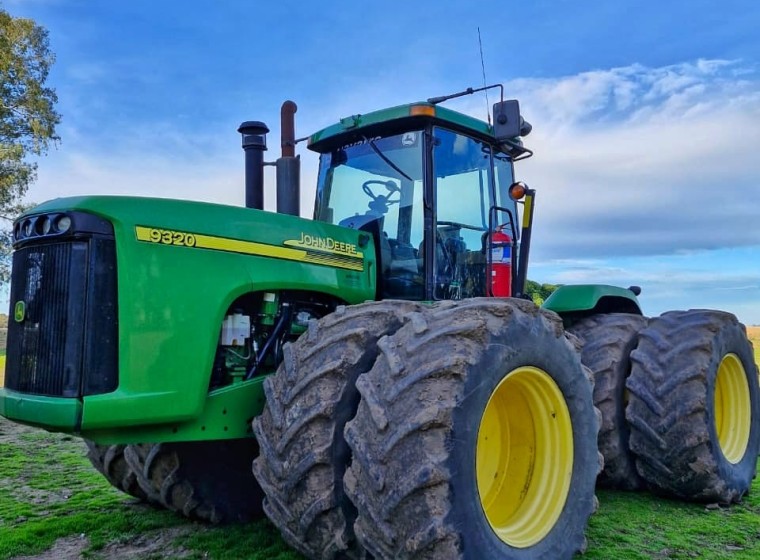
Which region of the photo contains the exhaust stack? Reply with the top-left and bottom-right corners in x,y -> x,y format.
238,121 -> 269,210
276,101 -> 300,216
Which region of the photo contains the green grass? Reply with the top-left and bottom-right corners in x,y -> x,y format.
0,421 -> 299,560
586,483 -> 760,559
0,427 -> 177,559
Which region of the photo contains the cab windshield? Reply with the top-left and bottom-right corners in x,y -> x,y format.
314,128 -> 517,300
315,132 -> 426,299
314,131 -> 424,244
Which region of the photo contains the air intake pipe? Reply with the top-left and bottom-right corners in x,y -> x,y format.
276,101 -> 300,216
238,121 -> 269,210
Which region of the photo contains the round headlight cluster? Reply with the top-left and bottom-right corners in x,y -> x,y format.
37,216 -> 52,235
14,213 -> 73,241
55,215 -> 72,233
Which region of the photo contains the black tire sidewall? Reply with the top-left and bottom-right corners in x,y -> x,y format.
570,313 -> 646,489
173,438 -> 264,522
447,322 -> 598,559
706,322 -> 760,491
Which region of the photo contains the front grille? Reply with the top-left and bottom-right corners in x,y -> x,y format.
5,227 -> 118,397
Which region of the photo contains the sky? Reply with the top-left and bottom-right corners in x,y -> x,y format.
4,0 -> 760,324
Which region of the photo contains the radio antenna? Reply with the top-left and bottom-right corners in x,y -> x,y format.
477,27 -> 491,125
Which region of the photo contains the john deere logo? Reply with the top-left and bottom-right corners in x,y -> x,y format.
14,300 -> 25,322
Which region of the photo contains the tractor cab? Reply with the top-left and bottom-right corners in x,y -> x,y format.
309,100 -> 532,301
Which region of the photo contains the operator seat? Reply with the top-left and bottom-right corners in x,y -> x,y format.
384,239 -> 422,299
338,213 -> 421,299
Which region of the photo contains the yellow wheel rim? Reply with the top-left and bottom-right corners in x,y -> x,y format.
714,353 -> 751,464
476,366 -> 574,548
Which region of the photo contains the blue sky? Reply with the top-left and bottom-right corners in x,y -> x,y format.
5,0 -> 760,323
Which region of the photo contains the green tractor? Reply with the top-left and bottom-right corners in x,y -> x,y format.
1,86 -> 758,559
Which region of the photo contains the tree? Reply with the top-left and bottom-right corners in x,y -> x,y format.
525,280 -> 559,306
0,6 -> 60,281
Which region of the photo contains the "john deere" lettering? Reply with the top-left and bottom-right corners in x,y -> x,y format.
285,232 -> 362,257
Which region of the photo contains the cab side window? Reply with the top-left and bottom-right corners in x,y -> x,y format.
433,129 -> 492,299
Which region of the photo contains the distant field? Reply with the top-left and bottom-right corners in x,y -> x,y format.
748,326 -> 760,366
0,327 -> 5,387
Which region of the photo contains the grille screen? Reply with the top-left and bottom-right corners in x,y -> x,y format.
5,238 -> 118,397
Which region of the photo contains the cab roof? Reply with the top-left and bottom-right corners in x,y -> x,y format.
307,102 -> 494,152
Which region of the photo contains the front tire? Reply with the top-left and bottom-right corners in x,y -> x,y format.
344,299 -> 600,559
252,301 -> 422,559
626,310 -> 760,502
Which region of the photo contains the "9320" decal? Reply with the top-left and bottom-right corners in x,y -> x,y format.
146,228 -> 196,247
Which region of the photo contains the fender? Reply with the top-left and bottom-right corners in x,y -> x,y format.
542,284 -> 643,320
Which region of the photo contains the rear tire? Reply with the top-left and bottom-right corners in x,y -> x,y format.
123,443 -> 161,503
125,439 -> 264,523
252,301 -> 422,559
85,442 -> 150,501
626,310 -> 760,502
569,313 -> 647,490
344,299 -> 600,560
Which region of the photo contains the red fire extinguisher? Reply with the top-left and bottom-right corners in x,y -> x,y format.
489,226 -> 512,297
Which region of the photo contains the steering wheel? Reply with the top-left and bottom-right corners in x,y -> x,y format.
363,180 -> 400,215
363,180 -> 400,200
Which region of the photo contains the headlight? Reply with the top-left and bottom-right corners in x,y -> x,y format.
55,215 -> 72,233
38,216 -> 52,235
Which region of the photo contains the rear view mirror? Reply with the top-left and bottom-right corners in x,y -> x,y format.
493,100 -> 523,140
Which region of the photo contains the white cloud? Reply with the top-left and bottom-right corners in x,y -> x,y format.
487,60 -> 760,260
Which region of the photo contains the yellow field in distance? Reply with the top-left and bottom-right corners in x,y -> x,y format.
748,326 -> 760,368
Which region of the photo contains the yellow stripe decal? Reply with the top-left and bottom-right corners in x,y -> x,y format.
522,194 -> 534,229
135,226 -> 364,271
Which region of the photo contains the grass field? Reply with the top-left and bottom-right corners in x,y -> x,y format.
1,415 -> 759,560
0,327 -> 758,558
0,418 -> 299,560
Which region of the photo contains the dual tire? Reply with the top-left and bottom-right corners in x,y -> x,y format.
88,298 -> 600,559
626,310 -> 760,503
571,310 -> 760,502
254,298 -> 600,559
